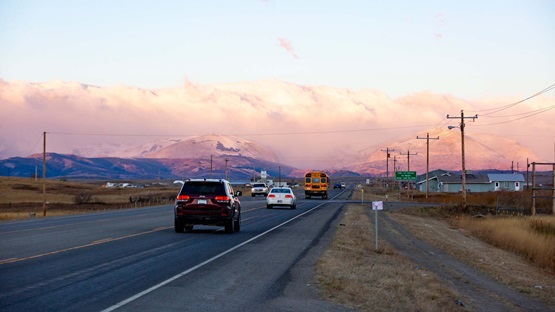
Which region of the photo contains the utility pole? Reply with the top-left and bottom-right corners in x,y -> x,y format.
225,158 -> 229,181
447,110 -> 478,211
417,133 -> 439,198
210,155 -> 213,179
393,155 -> 397,189
527,158 -> 530,190
399,149 -> 417,171
399,149 -> 417,192
42,131 -> 47,217
381,148 -> 394,190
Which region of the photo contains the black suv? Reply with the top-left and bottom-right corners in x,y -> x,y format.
174,179 -> 242,233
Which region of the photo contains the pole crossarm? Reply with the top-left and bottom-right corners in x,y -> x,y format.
417,133 -> 439,198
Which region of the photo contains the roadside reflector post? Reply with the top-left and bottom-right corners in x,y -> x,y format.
372,201 -> 383,253
361,188 -> 364,204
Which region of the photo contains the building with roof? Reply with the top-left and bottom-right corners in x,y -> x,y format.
416,171 -> 525,193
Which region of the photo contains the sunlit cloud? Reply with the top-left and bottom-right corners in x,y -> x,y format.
434,13 -> 446,39
277,37 -> 299,59
1,80 -> 553,170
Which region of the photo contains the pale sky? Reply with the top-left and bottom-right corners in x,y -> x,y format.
1,0 -> 554,99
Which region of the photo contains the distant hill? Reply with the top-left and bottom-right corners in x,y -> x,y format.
346,128 -> 543,176
0,130 -> 545,180
0,153 -> 297,181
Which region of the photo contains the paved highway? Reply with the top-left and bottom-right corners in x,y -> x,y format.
0,187 -> 353,311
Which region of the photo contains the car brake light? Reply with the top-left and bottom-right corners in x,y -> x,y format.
268,194 -> 276,198
215,195 -> 230,202
177,195 -> 190,200
285,195 -> 293,198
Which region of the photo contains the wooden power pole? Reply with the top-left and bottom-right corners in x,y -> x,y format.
381,147 -> 394,190
417,133 -> 439,198
447,110 -> 478,211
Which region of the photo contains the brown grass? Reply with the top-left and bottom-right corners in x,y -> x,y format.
316,204 -> 464,311
0,177 -> 179,220
390,210 -> 555,306
454,215 -> 555,272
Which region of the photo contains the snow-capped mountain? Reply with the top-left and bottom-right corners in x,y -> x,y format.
136,134 -> 279,162
347,128 -> 541,176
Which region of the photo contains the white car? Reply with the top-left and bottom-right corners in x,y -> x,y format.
266,187 -> 296,209
251,183 -> 268,197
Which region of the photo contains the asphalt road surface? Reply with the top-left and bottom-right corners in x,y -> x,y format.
0,187 -> 352,312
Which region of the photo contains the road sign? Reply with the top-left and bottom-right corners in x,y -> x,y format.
395,171 -> 417,181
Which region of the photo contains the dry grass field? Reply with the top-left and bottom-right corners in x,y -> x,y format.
0,177 -> 179,220
316,204 -> 465,312
317,186 -> 555,310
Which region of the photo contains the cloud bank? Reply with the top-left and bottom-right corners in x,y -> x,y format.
0,79 -> 553,169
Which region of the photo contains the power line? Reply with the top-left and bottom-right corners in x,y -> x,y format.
480,104 -> 555,118
476,105 -> 555,126
475,82 -> 555,116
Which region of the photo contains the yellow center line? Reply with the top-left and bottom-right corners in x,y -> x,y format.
3,212 -> 164,235
0,226 -> 173,265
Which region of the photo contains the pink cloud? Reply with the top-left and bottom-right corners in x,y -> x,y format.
277,37 -> 299,59
434,13 -> 446,39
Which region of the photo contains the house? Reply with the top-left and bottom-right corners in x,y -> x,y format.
417,171 -> 525,193
488,174 -> 525,191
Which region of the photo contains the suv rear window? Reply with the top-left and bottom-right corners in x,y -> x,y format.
253,183 -> 266,187
180,181 -> 226,195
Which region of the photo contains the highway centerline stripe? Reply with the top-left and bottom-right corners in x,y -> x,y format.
0,226 -> 173,265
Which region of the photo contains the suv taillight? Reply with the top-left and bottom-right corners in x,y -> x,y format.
177,195 -> 190,201
214,195 -> 230,203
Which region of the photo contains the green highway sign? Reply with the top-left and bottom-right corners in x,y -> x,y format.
395,171 -> 417,181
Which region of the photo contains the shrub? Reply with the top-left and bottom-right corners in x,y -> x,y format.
73,194 -> 92,205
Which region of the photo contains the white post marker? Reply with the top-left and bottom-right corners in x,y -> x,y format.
361,188 -> 364,204
372,201 -> 383,252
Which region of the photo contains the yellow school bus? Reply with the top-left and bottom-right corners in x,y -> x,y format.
304,171 -> 329,199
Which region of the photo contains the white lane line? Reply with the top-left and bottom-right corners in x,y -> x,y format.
102,199 -> 336,312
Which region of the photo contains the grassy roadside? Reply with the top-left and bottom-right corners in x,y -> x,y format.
315,204 -> 465,311
316,186 -> 555,310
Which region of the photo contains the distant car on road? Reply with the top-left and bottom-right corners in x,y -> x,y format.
266,187 -> 296,209
251,183 -> 269,197
333,183 -> 342,189
340,182 -> 346,188
174,179 -> 242,233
